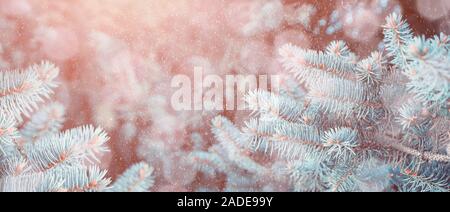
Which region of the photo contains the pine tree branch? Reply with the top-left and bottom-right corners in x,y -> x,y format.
212,116 -> 268,175
43,166 -> 111,192
381,135 -> 450,163
20,102 -> 65,143
27,126 -> 109,171
0,61 -> 59,121
109,162 -> 154,192
0,112 -> 19,155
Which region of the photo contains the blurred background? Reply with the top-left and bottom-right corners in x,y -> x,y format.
0,0 -> 449,191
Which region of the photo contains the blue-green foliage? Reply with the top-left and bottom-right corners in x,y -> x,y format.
109,162 -> 154,192
190,116 -> 288,192
0,61 -> 59,122
383,13 -> 413,70
398,163 -> 448,192
0,62 -> 113,192
384,14 -> 449,106
0,62 -> 154,192
20,102 -> 65,143
211,13 -> 449,192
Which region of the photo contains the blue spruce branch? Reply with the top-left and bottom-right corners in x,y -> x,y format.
0,62 -> 155,192
211,13 -> 450,192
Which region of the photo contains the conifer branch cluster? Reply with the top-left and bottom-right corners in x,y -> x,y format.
0,62 -> 154,192
206,13 -> 449,192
